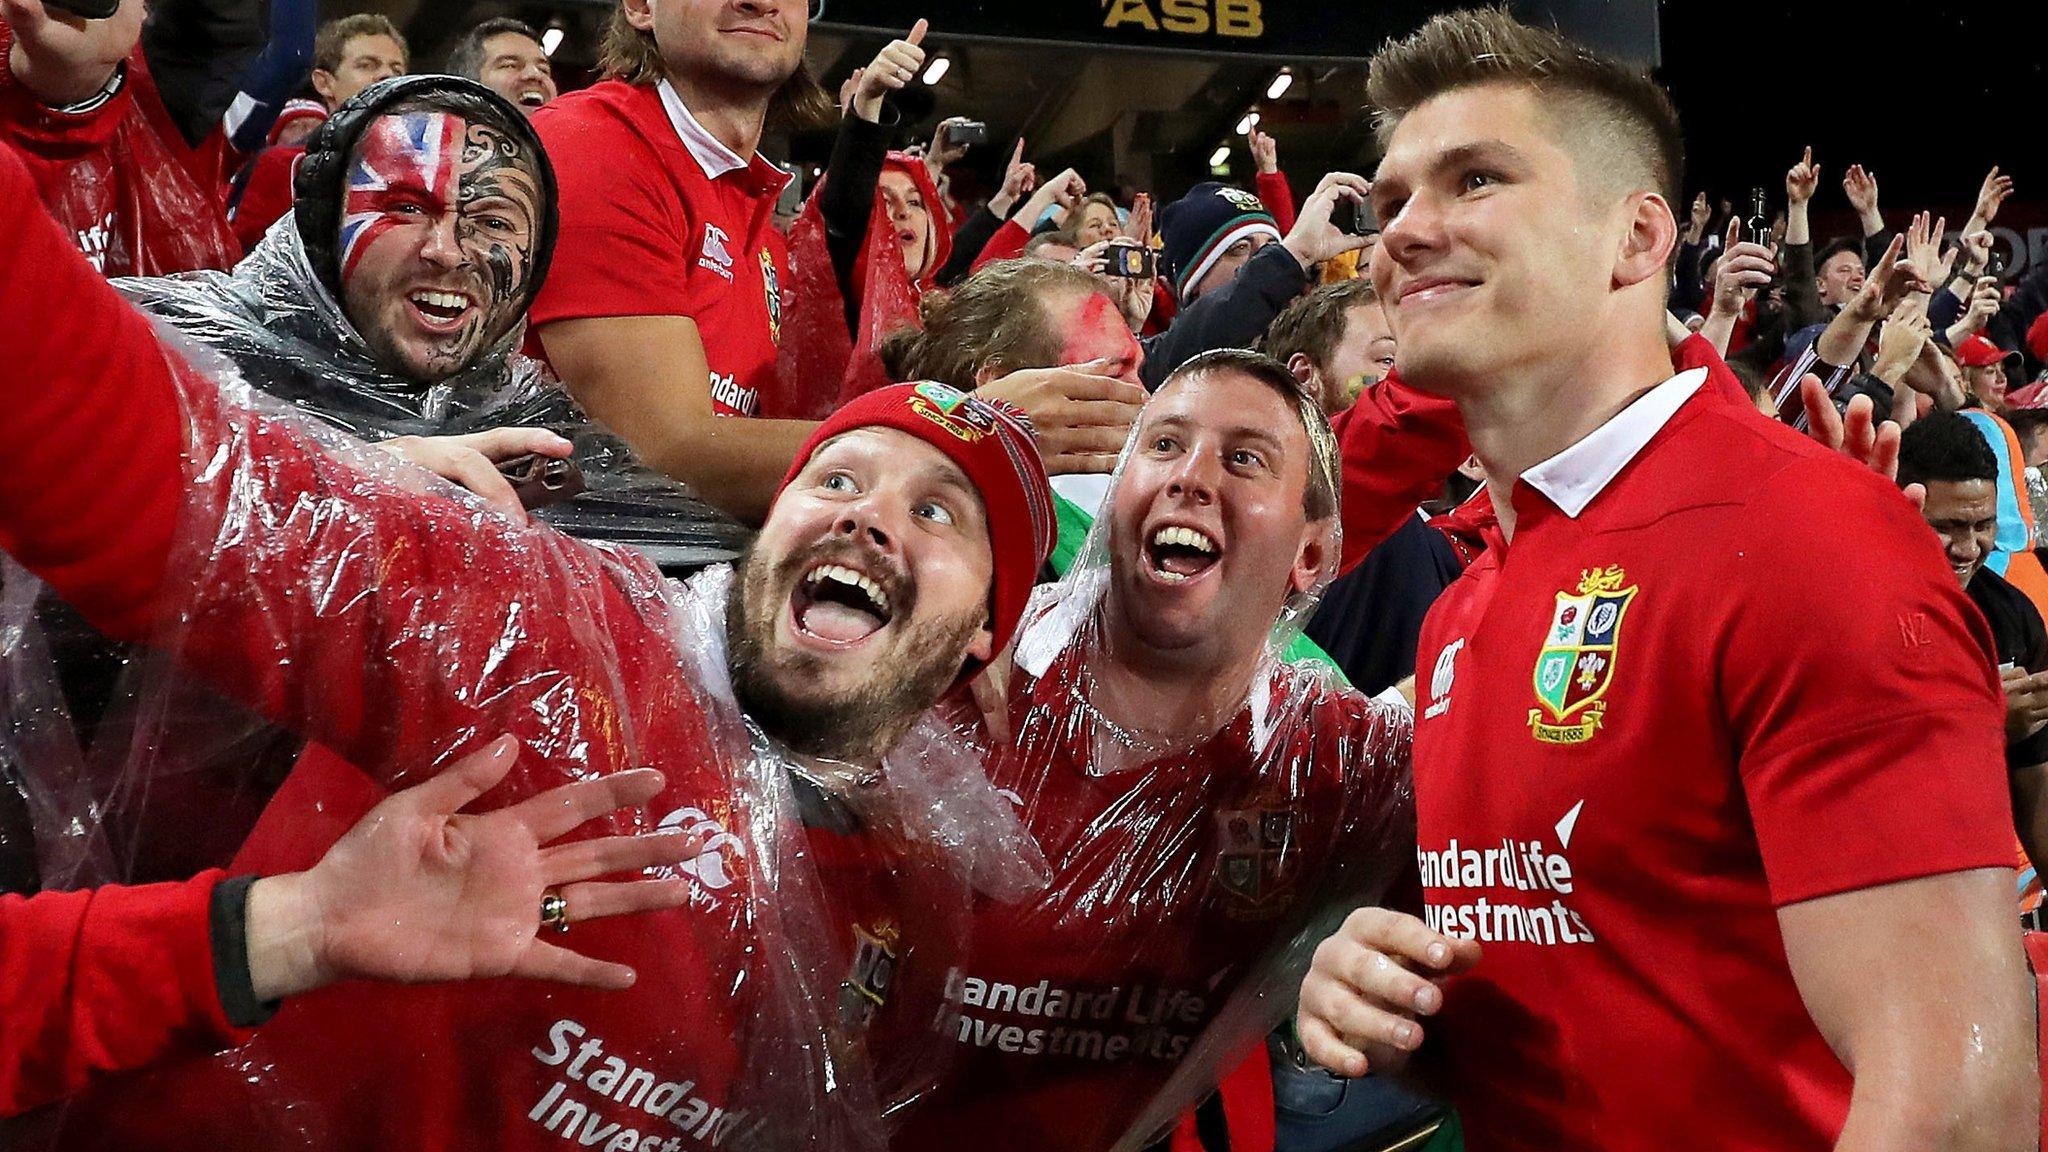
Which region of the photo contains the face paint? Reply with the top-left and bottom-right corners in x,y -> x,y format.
334,107 -> 543,383
341,112 -> 463,282
1058,291 -> 1144,384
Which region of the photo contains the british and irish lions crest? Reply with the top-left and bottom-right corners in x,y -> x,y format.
1529,565 -> 1637,745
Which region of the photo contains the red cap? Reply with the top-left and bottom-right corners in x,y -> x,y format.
780,383 -> 1054,678
2028,312 -> 2048,367
1956,333 -> 2019,369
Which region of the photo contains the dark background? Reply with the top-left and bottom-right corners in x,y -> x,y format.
289,0 -> 2048,259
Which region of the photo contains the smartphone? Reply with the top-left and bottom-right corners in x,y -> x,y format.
1989,250 -> 2009,280
1331,197 -> 1377,238
1101,242 -> 1157,279
944,120 -> 989,148
495,455 -> 586,511
42,0 -> 121,17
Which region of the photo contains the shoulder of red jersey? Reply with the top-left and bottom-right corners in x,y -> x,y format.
531,80 -> 668,162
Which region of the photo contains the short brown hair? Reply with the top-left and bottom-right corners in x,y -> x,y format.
1161,349 -> 1340,523
879,259 -> 1104,390
1262,279 -> 1380,379
314,14 -> 407,76
443,17 -> 542,82
598,6 -> 832,132
1366,8 -> 1682,207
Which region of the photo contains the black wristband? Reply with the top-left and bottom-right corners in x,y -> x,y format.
209,874 -> 279,1029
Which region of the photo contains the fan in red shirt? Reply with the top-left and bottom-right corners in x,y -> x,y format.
0,0 -> 238,276
893,349 -> 1452,1152
527,0 -> 835,523
0,133 -> 1056,1150
1298,12 -> 2035,1151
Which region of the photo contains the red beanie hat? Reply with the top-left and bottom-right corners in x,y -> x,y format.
780,382 -> 1054,674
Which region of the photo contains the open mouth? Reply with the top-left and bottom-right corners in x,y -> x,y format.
1145,525 -> 1221,585
517,89 -> 548,108
408,289 -> 475,331
789,562 -> 895,645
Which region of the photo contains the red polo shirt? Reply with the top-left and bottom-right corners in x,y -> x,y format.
528,79 -> 790,417
1410,345 -> 2012,1150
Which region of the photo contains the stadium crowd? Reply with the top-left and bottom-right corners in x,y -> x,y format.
0,0 -> 2044,1149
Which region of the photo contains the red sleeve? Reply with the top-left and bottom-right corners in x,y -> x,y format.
1722,456 -> 2014,906
1329,374 -> 1470,572
0,870 -> 251,1117
527,113 -> 695,326
971,219 -> 1029,273
0,142 -> 672,792
230,146 -> 298,252
0,140 -> 182,638
1254,170 -> 1295,234
0,19 -> 131,163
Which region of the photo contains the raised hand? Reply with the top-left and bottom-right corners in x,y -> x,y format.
1785,146 -> 1820,206
1845,233 -> 1926,324
1874,300 -> 1931,386
1971,166 -> 2016,231
1282,172 -> 1372,269
1123,192 -> 1154,245
1074,241 -> 1157,332
1800,376 -> 1920,506
1842,164 -> 1881,232
1684,192 -> 1712,244
246,737 -> 700,1001
851,18 -> 928,124
927,116 -> 974,172
988,138 -> 1036,218
1249,128 -> 1280,176
1,0 -> 145,104
1710,217 -> 1775,317
1017,167 -> 1087,229
1901,211 -> 1946,294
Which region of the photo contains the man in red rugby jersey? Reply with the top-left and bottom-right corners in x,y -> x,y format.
1300,11 -> 2033,1151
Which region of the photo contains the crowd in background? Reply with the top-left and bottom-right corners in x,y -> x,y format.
2,1 -> 2046,1150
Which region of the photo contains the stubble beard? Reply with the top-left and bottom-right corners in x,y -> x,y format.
723,545 -> 976,766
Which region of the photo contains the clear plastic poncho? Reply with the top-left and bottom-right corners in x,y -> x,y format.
889,401 -> 1417,1152
7,324 -> 1042,1152
113,213 -> 754,572
26,214 -> 760,893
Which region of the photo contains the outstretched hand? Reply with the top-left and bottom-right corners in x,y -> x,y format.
246,737 -> 699,1002
1800,375 -> 1924,509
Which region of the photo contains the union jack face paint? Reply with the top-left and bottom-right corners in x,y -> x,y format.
340,111 -> 464,281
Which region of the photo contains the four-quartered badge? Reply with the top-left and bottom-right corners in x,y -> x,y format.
1529,565 -> 1637,745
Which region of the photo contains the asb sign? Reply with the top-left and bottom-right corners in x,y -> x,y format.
814,0 -> 1453,60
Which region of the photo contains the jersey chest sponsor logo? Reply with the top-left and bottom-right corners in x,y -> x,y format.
698,223 -> 735,280
708,371 -> 759,416
1529,565 -> 1637,745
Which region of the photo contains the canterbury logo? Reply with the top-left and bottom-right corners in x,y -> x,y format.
657,807 -> 745,890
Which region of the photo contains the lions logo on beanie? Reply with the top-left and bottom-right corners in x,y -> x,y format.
1159,182 -> 1282,304
781,383 -> 1054,680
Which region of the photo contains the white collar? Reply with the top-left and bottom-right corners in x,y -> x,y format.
1521,367 -> 1708,517
658,79 -> 749,180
